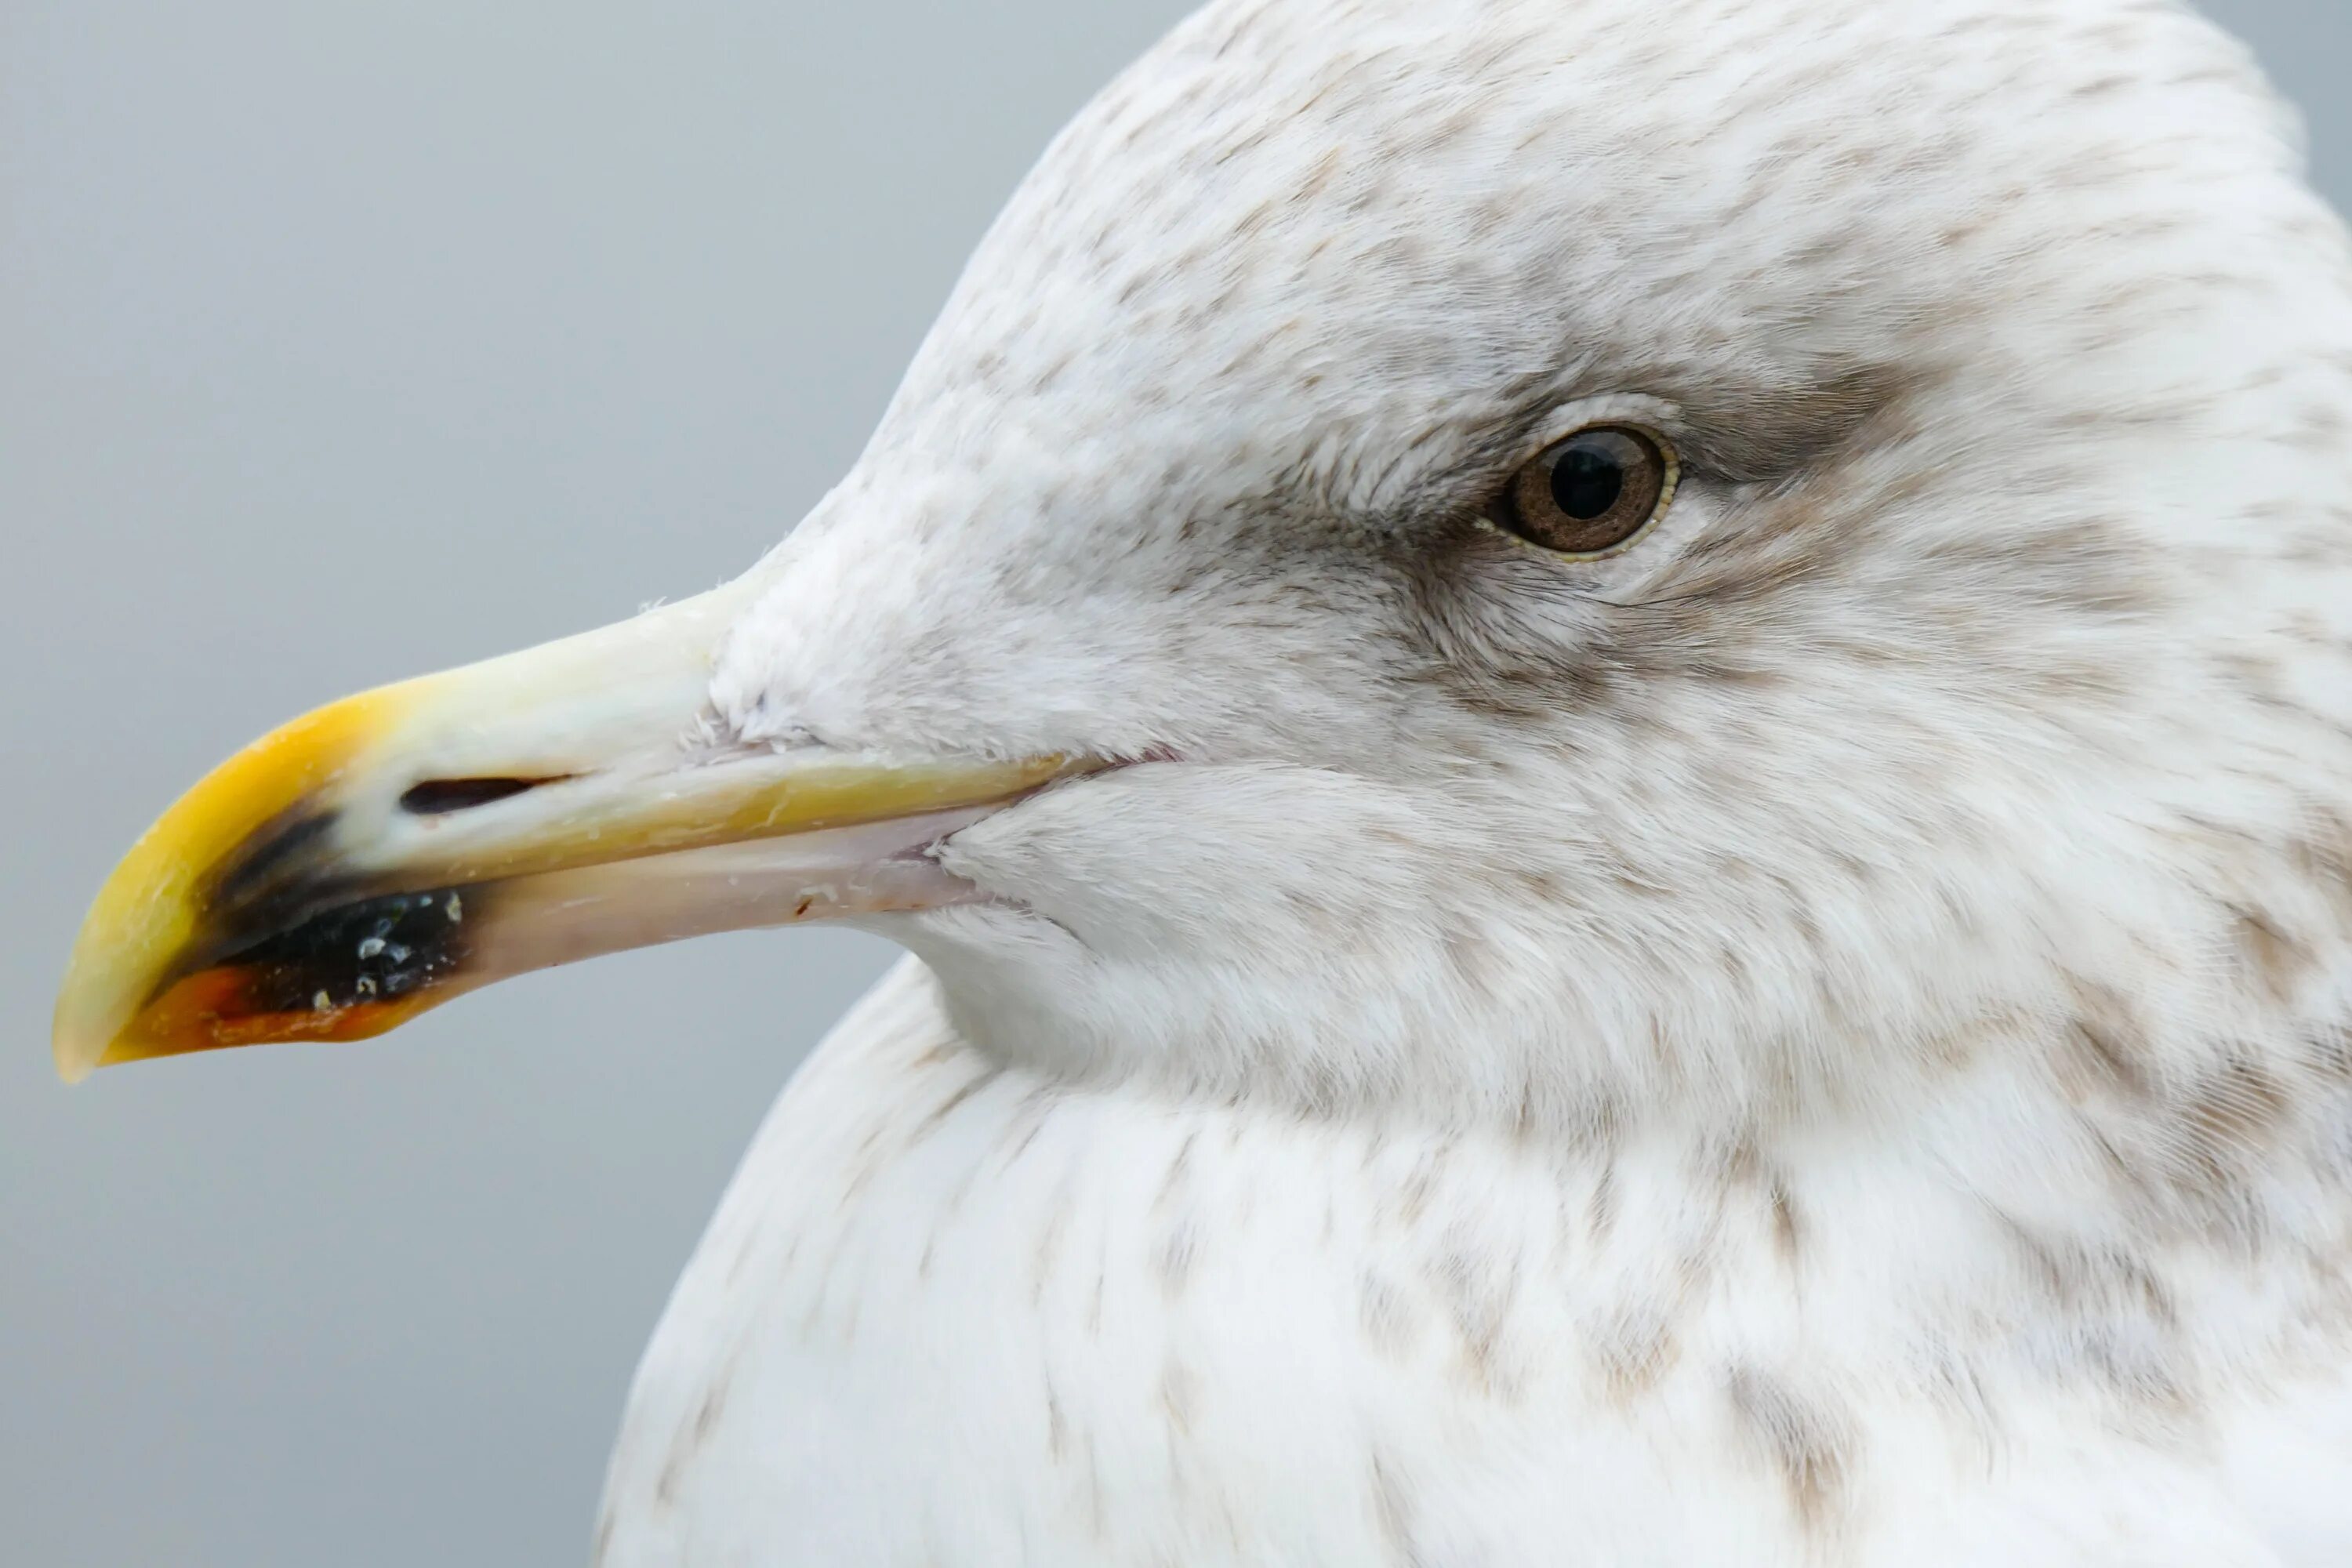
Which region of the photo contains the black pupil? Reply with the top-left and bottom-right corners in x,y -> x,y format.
1550,441 -> 1626,521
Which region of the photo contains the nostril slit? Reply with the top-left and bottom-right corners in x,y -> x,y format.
398,776 -> 568,815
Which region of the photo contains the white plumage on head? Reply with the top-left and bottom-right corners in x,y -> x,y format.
599,0 -> 2352,1562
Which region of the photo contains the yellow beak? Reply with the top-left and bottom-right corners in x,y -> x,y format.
52,584 -> 1072,1083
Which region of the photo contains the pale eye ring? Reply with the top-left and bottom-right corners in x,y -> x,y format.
1489,425 -> 1678,557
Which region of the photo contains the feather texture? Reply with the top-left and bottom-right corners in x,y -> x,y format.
599,0 -> 2352,1559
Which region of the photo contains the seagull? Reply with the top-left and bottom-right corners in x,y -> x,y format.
52,0 -> 2352,1561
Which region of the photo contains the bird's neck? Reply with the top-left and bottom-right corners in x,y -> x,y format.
836,967 -> 2352,1436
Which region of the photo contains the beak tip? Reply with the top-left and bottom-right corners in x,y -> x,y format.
52,1035 -> 100,1086
53,953 -> 138,1085
51,982 -> 102,1083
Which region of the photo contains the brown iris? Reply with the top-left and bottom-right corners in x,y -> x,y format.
1493,426 -> 1675,557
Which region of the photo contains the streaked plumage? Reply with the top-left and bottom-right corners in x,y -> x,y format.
578,0 -> 2352,1559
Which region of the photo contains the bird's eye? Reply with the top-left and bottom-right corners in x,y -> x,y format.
1490,426 -> 1677,557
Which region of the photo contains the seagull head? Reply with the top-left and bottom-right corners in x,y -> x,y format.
56,0 -> 2352,1136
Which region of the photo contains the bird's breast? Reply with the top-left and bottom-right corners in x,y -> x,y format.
593,958 -> 2348,1567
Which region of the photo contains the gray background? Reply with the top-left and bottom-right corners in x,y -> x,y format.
1,2 -> 2344,1563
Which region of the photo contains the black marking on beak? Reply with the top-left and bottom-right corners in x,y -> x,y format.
194,806 -> 373,978
211,808 -> 337,909
210,885 -> 479,1018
